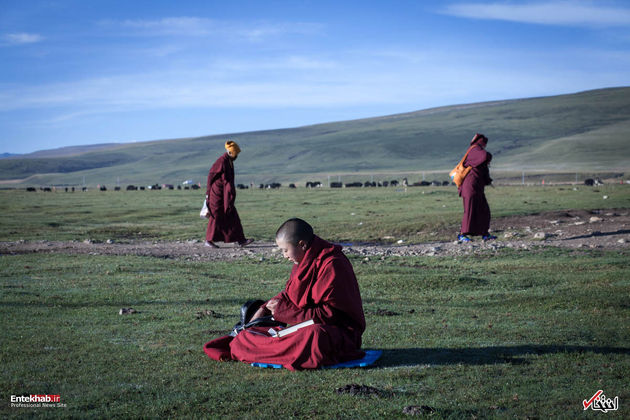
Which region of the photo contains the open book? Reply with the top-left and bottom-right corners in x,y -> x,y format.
268,319 -> 314,337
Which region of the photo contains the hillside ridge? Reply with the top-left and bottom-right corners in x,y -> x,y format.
1,87 -> 629,186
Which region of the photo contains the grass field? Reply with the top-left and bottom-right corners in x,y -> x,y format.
1,186 -> 629,418
1,184 -> 630,244
1,250 -> 628,418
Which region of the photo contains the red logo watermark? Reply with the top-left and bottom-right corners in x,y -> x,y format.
583,390 -> 619,413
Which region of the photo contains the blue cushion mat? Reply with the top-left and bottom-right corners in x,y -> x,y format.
251,350 -> 382,369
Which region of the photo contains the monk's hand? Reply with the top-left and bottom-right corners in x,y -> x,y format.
265,298 -> 279,315
251,305 -> 269,320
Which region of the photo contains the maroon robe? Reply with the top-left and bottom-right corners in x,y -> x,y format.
459,144 -> 493,236
203,236 -> 366,370
205,153 -> 246,243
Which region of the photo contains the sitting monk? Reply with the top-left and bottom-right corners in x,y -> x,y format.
203,218 -> 366,370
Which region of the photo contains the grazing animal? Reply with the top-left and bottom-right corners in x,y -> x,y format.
126,185 -> 137,190
345,182 -> 362,188
390,180 -> 398,186
289,183 -> 296,188
26,187 -> 36,192
584,178 -> 595,186
330,182 -> 342,188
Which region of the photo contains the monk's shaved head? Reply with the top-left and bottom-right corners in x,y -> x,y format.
276,218 -> 314,246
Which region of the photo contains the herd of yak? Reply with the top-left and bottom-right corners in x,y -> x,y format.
25,178 -> 604,192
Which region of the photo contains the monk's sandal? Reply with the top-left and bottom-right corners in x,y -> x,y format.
238,238 -> 254,248
457,234 -> 471,242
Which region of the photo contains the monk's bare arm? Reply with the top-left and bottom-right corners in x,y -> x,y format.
251,304 -> 271,320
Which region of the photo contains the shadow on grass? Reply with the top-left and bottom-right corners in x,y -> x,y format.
562,229 -> 630,241
377,345 -> 630,367
0,298 -> 246,308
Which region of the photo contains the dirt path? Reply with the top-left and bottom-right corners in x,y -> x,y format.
1,209 -> 629,261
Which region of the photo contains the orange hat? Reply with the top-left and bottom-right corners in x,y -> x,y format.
225,140 -> 241,157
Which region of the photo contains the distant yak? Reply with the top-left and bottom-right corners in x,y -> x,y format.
584,178 -> 604,186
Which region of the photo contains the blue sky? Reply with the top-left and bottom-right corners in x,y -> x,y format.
1,0 -> 629,154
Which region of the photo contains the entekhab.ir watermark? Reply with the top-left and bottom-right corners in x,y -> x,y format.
10,394 -> 67,408
583,390 -> 620,413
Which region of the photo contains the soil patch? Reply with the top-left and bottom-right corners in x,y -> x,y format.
1,209 -> 628,261
335,384 -> 384,397
402,405 -> 436,415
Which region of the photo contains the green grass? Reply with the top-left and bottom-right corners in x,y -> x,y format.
1,87 -> 629,186
1,249 -> 628,419
1,184 -> 629,243
1,186 -> 628,418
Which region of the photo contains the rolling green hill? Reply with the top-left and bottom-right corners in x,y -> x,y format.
1,87 -> 629,187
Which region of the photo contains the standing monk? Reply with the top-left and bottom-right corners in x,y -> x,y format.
204,141 -> 254,248
203,218 -> 366,370
458,133 -> 496,242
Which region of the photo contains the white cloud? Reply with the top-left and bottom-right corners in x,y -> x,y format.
118,17 -> 215,36
103,17 -> 322,41
220,55 -> 338,72
0,72 -> 395,111
1,32 -> 44,46
0,44 -> 626,123
441,1 -> 630,27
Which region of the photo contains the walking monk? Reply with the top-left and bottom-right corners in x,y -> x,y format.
458,133 -> 496,242
204,140 -> 253,248
203,218 -> 366,370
